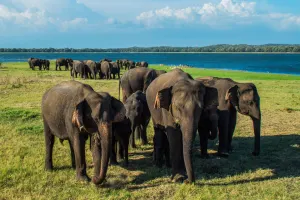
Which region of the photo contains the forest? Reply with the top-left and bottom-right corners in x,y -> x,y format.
1,44 -> 300,53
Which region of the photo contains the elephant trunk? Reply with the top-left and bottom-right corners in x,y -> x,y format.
181,121 -> 197,183
92,122 -> 112,185
251,115 -> 261,156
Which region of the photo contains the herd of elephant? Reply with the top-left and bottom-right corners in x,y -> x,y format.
41,65 -> 261,185
28,57 -> 148,80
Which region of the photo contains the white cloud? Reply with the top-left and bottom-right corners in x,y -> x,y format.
136,0 -> 300,30
136,0 -> 257,28
60,18 -> 88,31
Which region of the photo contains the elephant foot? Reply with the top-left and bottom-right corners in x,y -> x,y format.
165,161 -> 172,168
252,151 -> 260,156
171,173 -> 187,183
76,174 -> 91,182
45,166 -> 53,171
109,160 -> 119,166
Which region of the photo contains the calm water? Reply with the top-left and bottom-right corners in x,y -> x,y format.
1,53 -> 300,75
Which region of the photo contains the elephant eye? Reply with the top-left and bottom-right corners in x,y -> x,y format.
248,101 -> 254,105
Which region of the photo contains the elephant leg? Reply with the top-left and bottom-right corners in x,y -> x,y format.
163,134 -> 171,168
110,136 -> 118,165
68,140 -> 76,169
119,138 -> 129,166
153,127 -> 165,168
73,134 -> 89,181
218,111 -> 229,157
135,126 -> 141,140
117,141 -> 124,160
198,125 -> 209,158
75,72 -> 78,78
166,127 -> 185,180
228,110 -> 237,152
92,135 -> 101,179
44,122 -> 54,170
140,122 -> 148,145
130,125 -> 137,149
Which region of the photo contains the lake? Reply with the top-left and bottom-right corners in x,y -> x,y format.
1,53 -> 300,75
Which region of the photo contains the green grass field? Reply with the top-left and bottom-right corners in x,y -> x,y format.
0,62 -> 299,200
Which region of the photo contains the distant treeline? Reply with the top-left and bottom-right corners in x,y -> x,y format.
1,44 -> 300,53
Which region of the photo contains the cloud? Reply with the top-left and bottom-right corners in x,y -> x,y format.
61,18 -> 88,31
136,0 -> 300,30
136,0 -> 257,28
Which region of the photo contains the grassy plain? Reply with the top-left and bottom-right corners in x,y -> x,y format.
0,62 -> 299,199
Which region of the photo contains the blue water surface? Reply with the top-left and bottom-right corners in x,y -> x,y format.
1,53 -> 300,75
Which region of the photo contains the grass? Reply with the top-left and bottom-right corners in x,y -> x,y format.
0,61 -> 299,199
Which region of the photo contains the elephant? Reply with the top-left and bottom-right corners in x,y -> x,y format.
29,58 -> 43,70
136,61 -> 148,68
110,62 -> 120,79
146,68 -> 209,183
56,58 -> 72,71
100,61 -> 112,80
110,118 -> 131,166
41,80 -> 125,184
116,59 -> 125,69
83,60 -> 99,80
125,60 -> 135,70
42,59 -> 50,70
124,91 -> 151,148
28,57 -> 34,68
119,67 -> 166,102
101,58 -> 112,63
195,77 -> 261,156
71,60 -> 90,79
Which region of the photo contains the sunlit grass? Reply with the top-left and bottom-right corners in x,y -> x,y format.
0,62 -> 299,199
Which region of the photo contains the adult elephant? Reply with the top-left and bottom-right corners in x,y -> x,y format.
42,59 -> 50,70
125,60 -> 135,70
28,57 -> 34,68
84,60 -> 99,80
42,81 -> 125,184
100,61 -> 111,80
196,77 -> 261,156
30,58 -> 43,70
120,67 -> 166,102
71,60 -> 90,79
110,62 -> 120,79
136,61 -> 148,68
56,58 -> 71,71
146,69 -> 207,183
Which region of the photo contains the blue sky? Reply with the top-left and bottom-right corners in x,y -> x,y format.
0,0 -> 300,48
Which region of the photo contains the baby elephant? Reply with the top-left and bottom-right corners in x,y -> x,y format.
110,118 -> 132,166
124,91 -> 151,148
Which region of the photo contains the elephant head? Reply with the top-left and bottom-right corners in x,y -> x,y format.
225,83 -> 261,155
72,92 -> 125,184
154,79 -> 206,183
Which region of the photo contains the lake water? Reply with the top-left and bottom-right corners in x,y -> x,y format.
1,53 -> 300,75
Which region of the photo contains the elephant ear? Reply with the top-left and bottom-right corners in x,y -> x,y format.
111,96 -> 126,122
204,86 -> 219,110
72,101 -> 86,132
225,85 -> 239,107
143,70 -> 157,92
154,87 -> 172,110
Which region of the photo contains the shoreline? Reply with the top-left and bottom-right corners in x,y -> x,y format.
1,52 -> 300,54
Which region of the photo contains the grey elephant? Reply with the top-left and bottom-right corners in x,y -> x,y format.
124,91 -> 151,148
42,81 -> 125,184
110,62 -> 120,79
56,58 -> 72,71
83,60 -> 99,80
125,60 -> 135,70
42,59 -> 50,70
29,58 -> 43,70
136,61 -> 148,68
120,67 -> 166,102
28,57 -> 34,68
100,61 -> 111,80
70,60 -> 90,79
146,69 -> 208,183
196,77 -> 261,156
